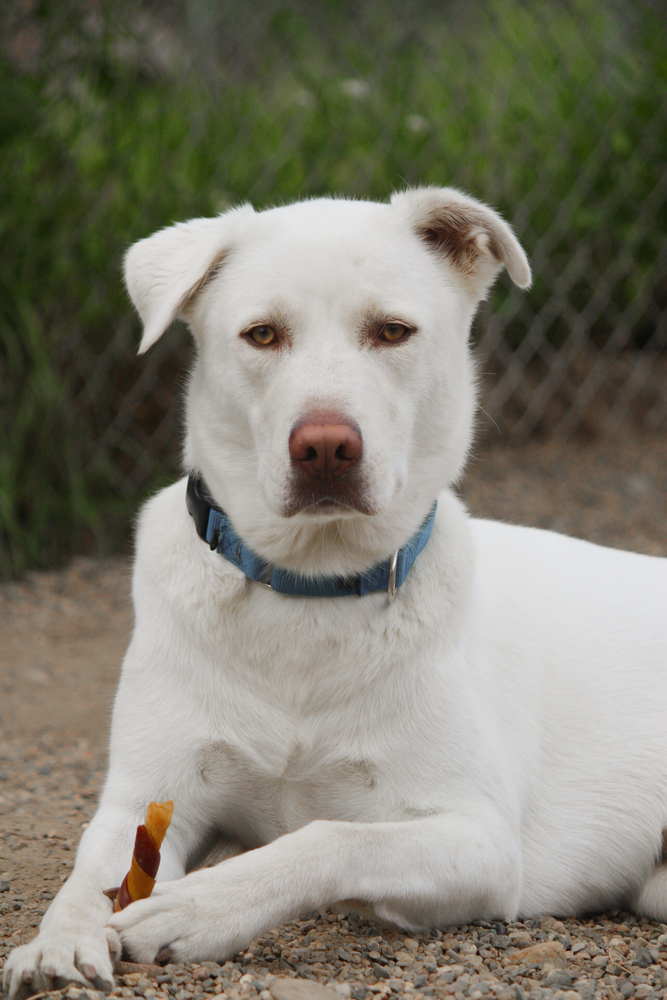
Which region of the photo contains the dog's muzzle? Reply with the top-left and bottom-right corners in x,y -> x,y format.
285,410 -> 371,516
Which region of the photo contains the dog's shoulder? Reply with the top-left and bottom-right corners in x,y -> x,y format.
132,478 -> 247,622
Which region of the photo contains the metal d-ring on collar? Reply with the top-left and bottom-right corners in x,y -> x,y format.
186,471 -> 437,602
387,549 -> 399,603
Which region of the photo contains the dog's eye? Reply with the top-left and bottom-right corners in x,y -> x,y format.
247,325 -> 277,347
378,323 -> 410,344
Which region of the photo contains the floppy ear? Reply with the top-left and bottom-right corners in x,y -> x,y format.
124,204 -> 255,353
390,186 -> 531,298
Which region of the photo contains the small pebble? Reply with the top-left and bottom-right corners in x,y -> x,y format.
269,979 -> 342,1000
542,970 -> 574,988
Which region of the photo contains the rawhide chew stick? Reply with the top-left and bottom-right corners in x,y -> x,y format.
108,800 -> 174,911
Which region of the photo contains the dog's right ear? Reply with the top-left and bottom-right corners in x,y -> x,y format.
391,187 -> 531,299
124,205 -> 255,353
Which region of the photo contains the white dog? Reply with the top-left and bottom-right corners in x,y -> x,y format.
4,188 -> 667,998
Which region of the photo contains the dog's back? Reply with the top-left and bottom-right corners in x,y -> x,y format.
470,518 -> 667,914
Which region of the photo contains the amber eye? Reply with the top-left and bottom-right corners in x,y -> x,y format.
247,325 -> 277,346
379,322 -> 409,344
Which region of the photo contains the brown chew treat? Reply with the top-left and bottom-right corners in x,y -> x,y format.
106,800 -> 174,912
144,800 -> 173,848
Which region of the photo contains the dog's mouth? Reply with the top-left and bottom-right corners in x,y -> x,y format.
310,498 -> 371,514
282,477 -> 377,519
283,495 -> 377,518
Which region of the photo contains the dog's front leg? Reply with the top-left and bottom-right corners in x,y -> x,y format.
109,808 -> 520,964
2,804 -> 186,999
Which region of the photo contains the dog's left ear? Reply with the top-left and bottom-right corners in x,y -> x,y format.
391,187 -> 531,298
124,204 -> 255,353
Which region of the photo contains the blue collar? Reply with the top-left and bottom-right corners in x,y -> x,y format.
186,472 -> 436,600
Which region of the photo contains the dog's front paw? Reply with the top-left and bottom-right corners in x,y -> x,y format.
2,926 -> 120,999
108,888 -> 195,965
108,872 -> 252,965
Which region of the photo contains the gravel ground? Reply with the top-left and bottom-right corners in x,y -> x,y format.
1,428 -> 666,1000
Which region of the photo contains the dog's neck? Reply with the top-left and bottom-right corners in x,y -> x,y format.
186,472 -> 437,601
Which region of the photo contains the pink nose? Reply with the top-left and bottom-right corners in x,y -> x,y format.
289,413 -> 363,485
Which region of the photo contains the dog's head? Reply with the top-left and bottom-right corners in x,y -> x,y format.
125,188 -> 530,575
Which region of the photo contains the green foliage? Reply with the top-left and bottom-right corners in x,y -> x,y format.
1,0 -> 665,576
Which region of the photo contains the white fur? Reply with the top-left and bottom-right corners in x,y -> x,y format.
5,188 -> 667,996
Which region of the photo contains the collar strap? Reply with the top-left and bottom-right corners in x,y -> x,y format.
186,472 -> 436,600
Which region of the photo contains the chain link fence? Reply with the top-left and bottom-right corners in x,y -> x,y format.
1,0 -> 666,575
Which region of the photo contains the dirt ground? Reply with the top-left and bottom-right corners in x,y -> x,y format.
1,428 -> 666,1000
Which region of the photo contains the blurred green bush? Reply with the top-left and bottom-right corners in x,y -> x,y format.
1,0 -> 665,577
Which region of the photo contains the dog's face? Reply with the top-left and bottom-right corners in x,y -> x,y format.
125,188 -> 529,574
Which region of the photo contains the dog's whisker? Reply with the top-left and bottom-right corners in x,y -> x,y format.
478,403 -> 503,435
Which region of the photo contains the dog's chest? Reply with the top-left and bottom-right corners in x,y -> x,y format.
173,555 -> 475,843
188,626 -> 451,840
193,727 -> 393,842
